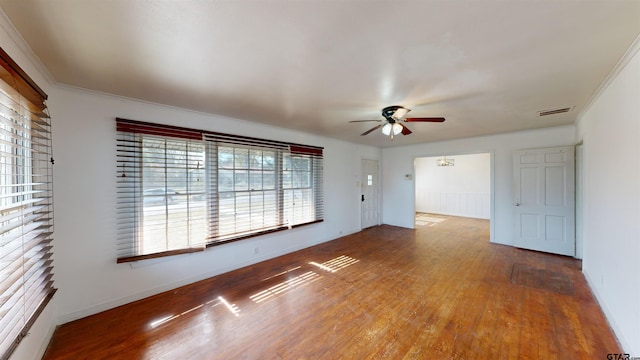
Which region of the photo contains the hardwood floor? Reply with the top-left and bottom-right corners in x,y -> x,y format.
43,215 -> 621,359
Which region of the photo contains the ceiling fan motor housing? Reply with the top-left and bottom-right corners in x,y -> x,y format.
382,105 -> 407,121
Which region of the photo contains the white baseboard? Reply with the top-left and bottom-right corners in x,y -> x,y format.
583,271 -> 631,355
56,229 -> 359,324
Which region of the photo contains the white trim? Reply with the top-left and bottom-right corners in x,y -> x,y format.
56,229 -> 359,324
0,8 -> 56,84
56,83 -> 340,148
574,142 -> 584,259
578,33 -> 640,121
584,272 -> 631,354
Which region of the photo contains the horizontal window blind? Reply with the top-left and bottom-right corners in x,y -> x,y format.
0,48 -> 55,360
116,121 -> 207,262
283,150 -> 324,229
202,133 -> 324,245
116,119 -> 323,262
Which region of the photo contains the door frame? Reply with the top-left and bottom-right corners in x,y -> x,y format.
360,157 -> 381,230
575,141 -> 584,259
410,150 -> 495,243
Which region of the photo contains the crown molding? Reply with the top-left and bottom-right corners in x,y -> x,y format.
0,8 -> 56,85
577,33 -> 640,121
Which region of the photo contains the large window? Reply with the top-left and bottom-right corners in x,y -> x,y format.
0,48 -> 55,360
116,119 -> 323,262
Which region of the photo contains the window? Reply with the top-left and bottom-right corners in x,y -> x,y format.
216,146 -> 278,238
0,48 -> 55,360
283,153 -> 319,226
116,119 -> 323,262
139,137 -> 207,255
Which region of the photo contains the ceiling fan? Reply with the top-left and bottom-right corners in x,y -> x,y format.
349,105 -> 445,140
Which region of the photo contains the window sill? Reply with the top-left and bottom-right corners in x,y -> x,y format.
118,219 -> 324,264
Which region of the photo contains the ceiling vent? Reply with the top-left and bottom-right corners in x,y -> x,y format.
537,107 -> 574,117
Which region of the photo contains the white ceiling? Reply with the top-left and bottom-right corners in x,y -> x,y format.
1,0 -> 639,147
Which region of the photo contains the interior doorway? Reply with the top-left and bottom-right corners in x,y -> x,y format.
413,153 -> 493,240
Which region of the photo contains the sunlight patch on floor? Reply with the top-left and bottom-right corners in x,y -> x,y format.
310,255 -> 359,273
415,213 -> 447,227
148,303 -> 206,328
250,271 -> 321,304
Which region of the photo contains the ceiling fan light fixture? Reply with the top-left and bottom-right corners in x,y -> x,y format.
381,123 -> 392,135
382,123 -> 403,136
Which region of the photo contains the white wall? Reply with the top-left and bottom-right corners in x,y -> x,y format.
415,153 -> 490,219
576,38 -> 640,355
382,126 -> 575,246
46,85 -> 380,324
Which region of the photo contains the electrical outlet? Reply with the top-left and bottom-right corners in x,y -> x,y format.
254,247 -> 259,254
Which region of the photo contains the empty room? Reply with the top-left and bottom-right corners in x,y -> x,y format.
0,1 -> 639,359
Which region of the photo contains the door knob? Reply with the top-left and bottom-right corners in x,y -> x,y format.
515,202 -> 520,206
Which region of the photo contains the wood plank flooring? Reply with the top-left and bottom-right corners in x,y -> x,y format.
43,215 -> 621,359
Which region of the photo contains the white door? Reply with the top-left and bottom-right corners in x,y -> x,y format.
361,159 -> 379,229
513,146 -> 575,256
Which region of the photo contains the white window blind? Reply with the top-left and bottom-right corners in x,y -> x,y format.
116,119 -> 323,263
0,48 -> 55,360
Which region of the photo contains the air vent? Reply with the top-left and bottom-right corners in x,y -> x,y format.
537,107 -> 574,117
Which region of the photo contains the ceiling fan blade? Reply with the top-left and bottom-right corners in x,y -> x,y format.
349,119 -> 382,123
404,117 -> 446,123
400,123 -> 412,135
361,124 -> 382,136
